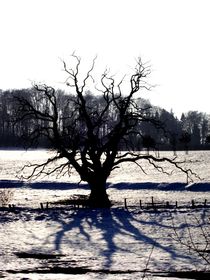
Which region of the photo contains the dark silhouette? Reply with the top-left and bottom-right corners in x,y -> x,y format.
12,55 -> 202,207
0,89 -> 209,151
142,135 -> 156,154
179,131 -> 191,155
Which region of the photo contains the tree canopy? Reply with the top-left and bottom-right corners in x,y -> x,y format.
5,55 -> 204,207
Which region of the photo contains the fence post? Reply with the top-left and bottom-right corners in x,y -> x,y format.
139,200 -> 142,209
204,199 -> 207,207
151,196 -> 154,206
151,196 -> 155,209
124,198 -> 127,209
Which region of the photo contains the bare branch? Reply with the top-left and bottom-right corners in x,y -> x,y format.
13,54 -> 201,207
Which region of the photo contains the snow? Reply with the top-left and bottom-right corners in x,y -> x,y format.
1,150 -> 210,279
1,208 -> 210,279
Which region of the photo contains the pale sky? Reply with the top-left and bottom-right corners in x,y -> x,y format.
0,0 -> 210,118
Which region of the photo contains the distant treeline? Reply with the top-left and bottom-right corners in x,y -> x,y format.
0,88 -> 210,151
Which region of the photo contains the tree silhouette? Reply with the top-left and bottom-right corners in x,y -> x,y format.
14,55 -> 199,207
179,131 -> 191,154
142,135 -> 156,154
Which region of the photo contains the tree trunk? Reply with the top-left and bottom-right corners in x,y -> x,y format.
88,179 -> 111,208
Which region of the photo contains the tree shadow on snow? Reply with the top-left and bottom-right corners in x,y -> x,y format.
42,208 -> 193,271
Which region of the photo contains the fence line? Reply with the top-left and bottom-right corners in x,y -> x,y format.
124,196 -> 209,210
0,197 -> 209,211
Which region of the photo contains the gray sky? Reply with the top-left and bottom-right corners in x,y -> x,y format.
0,0 -> 210,118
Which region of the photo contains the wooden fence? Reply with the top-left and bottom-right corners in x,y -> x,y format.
0,197 -> 209,211
124,197 -> 209,210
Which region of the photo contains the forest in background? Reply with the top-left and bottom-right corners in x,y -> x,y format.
0,88 -> 209,152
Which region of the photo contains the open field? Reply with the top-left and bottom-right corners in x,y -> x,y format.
1,150 -> 210,279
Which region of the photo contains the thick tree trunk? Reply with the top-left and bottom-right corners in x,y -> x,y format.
88,179 -> 111,208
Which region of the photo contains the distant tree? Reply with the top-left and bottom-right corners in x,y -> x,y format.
180,111 -> 204,149
142,135 -> 156,154
179,131 -> 191,154
180,113 -> 186,130
0,90 -> 18,146
169,132 -> 178,156
159,109 -> 181,151
206,135 -> 210,144
14,54 -> 199,207
201,115 -> 209,145
191,124 -> 201,148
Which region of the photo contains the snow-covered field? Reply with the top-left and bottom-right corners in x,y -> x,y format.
1,150 -> 210,279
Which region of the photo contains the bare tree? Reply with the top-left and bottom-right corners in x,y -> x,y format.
14,55 -> 199,207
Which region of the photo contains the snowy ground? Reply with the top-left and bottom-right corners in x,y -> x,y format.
1,207 -> 210,280
1,150 -> 210,279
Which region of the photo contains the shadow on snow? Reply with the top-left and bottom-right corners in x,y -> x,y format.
42,208 -> 193,270
1,180 -> 210,192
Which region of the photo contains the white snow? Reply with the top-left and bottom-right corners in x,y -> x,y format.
1,150 -> 210,279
